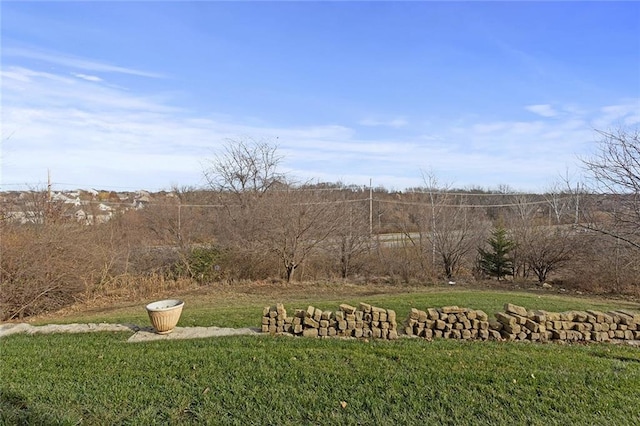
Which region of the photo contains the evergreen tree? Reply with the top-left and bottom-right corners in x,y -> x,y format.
477,226 -> 516,280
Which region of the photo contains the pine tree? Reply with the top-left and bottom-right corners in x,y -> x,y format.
477,226 -> 516,280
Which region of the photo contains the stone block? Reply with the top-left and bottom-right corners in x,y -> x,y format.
306,306 -> 315,318
340,304 -> 356,314
303,317 -> 319,328
504,303 -> 528,317
489,319 -> 503,331
489,330 -> 502,340
442,306 -> 465,314
524,319 -> 539,333
573,311 -> 588,322
500,331 -> 516,341
476,310 -> 489,322
607,312 -> 622,324
388,330 -> 399,340
387,310 -> 397,323
586,310 -> 605,323
546,312 -> 561,321
502,323 -> 521,334
318,327 -> 328,337
617,310 -> 640,323
302,328 -> 319,338
530,310 -> 547,323
359,302 -> 372,313
313,308 -> 322,322
427,308 -> 440,320
495,312 -> 517,327
560,312 -> 574,321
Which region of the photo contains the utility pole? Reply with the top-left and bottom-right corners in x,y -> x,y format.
369,178 -> 373,236
47,169 -> 52,202
574,183 -> 579,225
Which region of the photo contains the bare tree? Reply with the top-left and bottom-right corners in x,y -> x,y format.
520,227 -> 574,283
327,197 -> 371,279
581,128 -> 640,250
253,188 -> 342,282
203,138 -> 284,200
402,172 -> 481,280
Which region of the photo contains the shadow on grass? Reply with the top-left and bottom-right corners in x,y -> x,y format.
0,390 -> 79,426
591,351 -> 640,364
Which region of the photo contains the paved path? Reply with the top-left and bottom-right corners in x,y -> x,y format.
0,322 -> 259,342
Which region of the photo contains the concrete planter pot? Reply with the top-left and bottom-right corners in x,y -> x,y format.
146,299 -> 184,334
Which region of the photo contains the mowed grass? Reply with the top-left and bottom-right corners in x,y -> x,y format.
32,281 -> 640,329
3,285 -> 640,424
2,333 -> 640,425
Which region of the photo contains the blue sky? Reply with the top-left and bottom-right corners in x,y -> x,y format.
2,1 -> 639,192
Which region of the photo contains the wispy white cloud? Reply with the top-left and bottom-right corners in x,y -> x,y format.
525,104 -> 558,118
72,72 -> 103,82
2,62 -> 638,192
358,117 -> 408,128
3,47 -> 164,78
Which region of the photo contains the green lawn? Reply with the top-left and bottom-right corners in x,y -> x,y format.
2,287 -> 640,425
32,285 -> 640,330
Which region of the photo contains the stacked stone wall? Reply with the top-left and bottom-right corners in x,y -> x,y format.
262,302 -> 640,344
262,303 -> 398,340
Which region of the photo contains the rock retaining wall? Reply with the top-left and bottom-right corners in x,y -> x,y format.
262,303 -> 399,340
262,302 -> 640,344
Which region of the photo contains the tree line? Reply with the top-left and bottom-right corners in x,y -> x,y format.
1,128 -> 638,320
